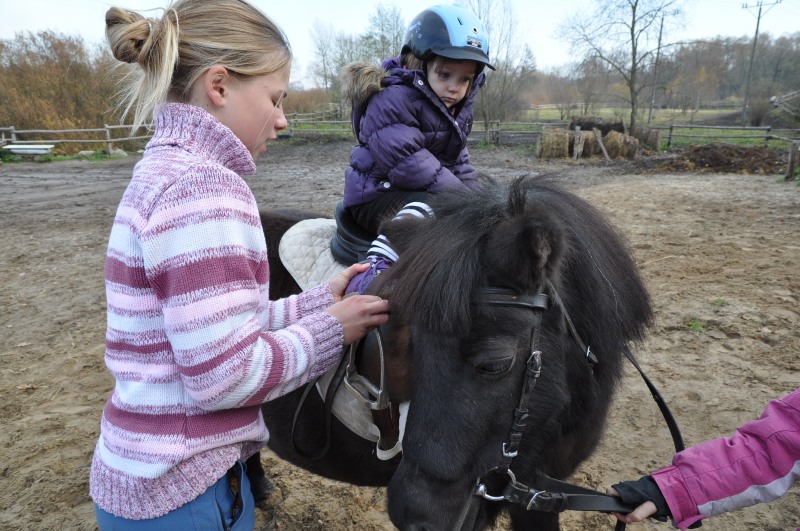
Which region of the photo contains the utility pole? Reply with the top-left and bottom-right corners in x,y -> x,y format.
647,9 -> 679,125
741,0 -> 782,125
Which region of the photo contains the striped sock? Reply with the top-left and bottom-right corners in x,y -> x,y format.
394,201 -> 435,221
367,202 -> 434,263
367,234 -> 399,262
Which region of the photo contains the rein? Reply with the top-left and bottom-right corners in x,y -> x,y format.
455,286 -> 686,531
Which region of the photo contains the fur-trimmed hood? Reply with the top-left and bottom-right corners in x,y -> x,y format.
340,55 -> 485,113
340,61 -> 389,113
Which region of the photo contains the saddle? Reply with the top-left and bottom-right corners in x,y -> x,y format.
278,200 -> 410,460
330,200 -> 373,264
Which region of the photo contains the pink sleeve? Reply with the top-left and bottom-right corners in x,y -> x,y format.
652,387 -> 800,530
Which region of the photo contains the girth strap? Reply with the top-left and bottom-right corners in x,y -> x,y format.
291,351 -> 349,460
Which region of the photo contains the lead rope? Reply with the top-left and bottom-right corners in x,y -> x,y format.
549,283 -> 688,530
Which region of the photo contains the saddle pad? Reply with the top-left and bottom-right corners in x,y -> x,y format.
278,218 -> 347,291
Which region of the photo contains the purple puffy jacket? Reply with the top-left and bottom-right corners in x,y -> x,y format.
341,56 -> 484,208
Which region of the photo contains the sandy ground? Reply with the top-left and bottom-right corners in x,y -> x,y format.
1,139 -> 798,530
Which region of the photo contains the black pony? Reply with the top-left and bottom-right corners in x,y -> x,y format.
250,175 -> 652,530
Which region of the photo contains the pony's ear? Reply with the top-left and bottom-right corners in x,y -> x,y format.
485,211 -> 565,292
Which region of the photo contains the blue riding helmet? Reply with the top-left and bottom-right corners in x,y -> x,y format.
402,4 -> 495,71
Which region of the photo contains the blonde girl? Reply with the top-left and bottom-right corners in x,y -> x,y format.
91,1 -> 389,528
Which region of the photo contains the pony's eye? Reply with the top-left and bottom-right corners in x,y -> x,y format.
475,356 -> 514,376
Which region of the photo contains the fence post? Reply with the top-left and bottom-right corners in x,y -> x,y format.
573,126 -> 583,160
10,126 -> 16,143
593,128 -> 611,161
786,142 -> 799,182
765,126 -> 771,148
667,124 -> 673,150
104,125 -> 113,154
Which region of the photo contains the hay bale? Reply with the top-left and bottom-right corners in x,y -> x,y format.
630,125 -> 661,150
620,134 -> 639,159
604,131 -> 639,159
539,128 -> 570,159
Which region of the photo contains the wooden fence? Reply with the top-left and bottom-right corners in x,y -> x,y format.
0,124 -> 151,154
659,124 -> 800,149
2,116 -> 799,154
0,110 -> 352,153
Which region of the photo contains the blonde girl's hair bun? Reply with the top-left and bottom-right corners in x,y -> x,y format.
105,7 -> 155,64
106,0 -> 291,132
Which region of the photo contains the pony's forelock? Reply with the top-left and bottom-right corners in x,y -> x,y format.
386,180 -> 522,336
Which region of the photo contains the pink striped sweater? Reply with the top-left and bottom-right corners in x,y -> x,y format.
89,103 -> 344,519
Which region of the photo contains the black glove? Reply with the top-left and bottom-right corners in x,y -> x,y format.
611,475 -> 670,523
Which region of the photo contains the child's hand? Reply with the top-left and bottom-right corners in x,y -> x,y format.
325,295 -> 390,345
606,486 -> 659,524
329,262 -> 370,302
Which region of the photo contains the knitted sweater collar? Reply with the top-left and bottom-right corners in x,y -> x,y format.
147,102 -> 257,176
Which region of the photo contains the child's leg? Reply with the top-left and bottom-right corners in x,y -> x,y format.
366,201 -> 435,262
346,197 -> 434,295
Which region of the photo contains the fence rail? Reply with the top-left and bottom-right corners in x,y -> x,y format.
0,124 -> 152,154
644,124 -> 800,149
2,118 -> 800,154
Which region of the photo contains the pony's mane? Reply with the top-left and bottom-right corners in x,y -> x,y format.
383,175 -> 653,346
384,176 -> 541,335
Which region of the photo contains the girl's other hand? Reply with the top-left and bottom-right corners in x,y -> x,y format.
325,295 -> 389,346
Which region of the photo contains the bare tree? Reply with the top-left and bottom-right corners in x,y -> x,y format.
572,57 -> 613,115
310,27 -> 371,99
310,4 -> 405,99
360,4 -> 405,65
309,22 -> 336,92
563,0 -> 682,132
466,0 -> 537,139
537,69 -> 580,120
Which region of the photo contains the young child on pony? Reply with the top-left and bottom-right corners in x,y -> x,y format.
341,3 -> 494,294
91,1 -> 389,528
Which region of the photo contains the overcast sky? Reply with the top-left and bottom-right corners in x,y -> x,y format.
2,0 -> 798,86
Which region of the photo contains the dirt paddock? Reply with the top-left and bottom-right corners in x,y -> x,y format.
1,139 -> 798,530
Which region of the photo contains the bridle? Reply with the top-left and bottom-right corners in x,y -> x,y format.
454,285 -> 687,531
